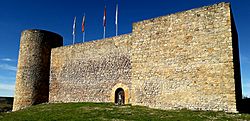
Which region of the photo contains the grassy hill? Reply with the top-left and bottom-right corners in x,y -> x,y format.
0,102 -> 250,121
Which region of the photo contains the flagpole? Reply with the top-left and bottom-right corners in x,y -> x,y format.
83,32 -> 85,42
116,24 -> 118,36
103,26 -> 106,39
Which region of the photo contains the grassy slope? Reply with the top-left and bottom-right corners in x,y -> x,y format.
0,103 -> 250,121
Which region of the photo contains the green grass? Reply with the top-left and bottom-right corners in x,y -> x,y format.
0,102 -> 250,121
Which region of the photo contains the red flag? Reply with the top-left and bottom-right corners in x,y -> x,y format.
82,15 -> 85,32
103,6 -> 106,27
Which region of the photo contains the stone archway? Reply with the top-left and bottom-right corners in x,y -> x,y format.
115,88 -> 124,105
111,83 -> 129,104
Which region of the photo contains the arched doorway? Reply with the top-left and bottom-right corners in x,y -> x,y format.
115,88 -> 125,105
111,83 -> 129,104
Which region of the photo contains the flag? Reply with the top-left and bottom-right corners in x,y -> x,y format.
82,14 -> 86,42
82,14 -> 85,32
115,4 -> 118,25
73,16 -> 76,36
115,4 -> 118,36
103,6 -> 107,27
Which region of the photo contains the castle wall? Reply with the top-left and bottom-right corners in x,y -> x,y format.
47,2 -> 240,113
131,3 -> 239,112
49,34 -> 132,103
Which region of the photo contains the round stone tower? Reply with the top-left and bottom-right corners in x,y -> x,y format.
13,29 -> 63,111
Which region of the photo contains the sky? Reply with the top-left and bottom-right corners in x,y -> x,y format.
0,0 -> 249,97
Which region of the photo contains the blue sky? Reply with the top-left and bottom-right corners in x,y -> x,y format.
0,0 -> 249,97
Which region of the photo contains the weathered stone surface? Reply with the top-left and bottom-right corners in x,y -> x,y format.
131,2 -> 239,113
13,30 -> 63,111
49,34 -> 132,103
14,2 -> 241,113
49,2 -> 240,113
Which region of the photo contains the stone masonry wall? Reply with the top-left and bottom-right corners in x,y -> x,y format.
49,34 -> 132,103
49,2 -> 240,113
131,3 -> 238,112
13,30 -> 63,111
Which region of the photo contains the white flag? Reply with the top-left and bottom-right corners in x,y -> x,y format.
72,16 -> 76,36
115,4 -> 118,25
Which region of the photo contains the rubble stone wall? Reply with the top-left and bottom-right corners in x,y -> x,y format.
131,3 -> 239,112
13,30 -> 63,111
48,2 -> 240,113
49,34 -> 132,103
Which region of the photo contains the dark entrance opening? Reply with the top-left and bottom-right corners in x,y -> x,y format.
115,88 -> 124,105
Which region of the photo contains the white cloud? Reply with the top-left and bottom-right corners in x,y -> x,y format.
240,54 -> 250,64
0,58 -> 15,62
0,88 -> 14,97
0,64 -> 17,71
242,82 -> 250,97
0,76 -> 15,81
0,83 -> 15,91
243,82 -> 250,88
0,90 -> 14,97
0,76 -> 16,97
243,91 -> 250,98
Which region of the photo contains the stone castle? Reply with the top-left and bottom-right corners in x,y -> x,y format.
13,2 -> 242,113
